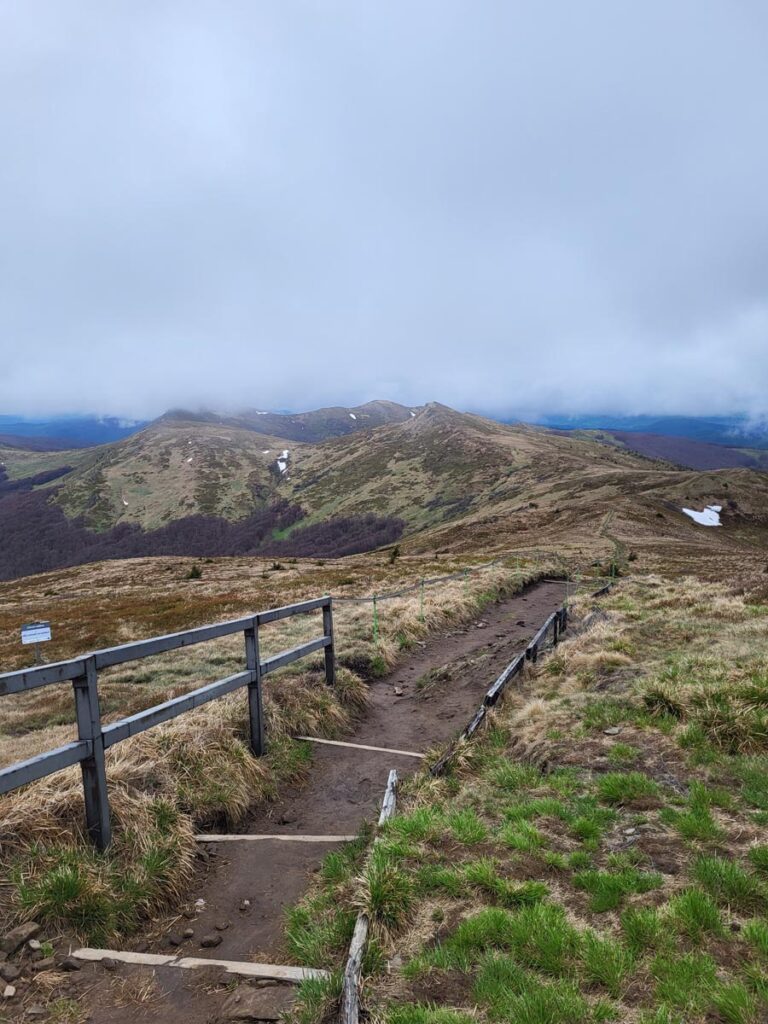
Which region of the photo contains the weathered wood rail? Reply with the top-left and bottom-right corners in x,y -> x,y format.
0,596 -> 335,850
341,769 -> 398,1024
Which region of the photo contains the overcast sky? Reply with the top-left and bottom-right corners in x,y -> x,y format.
1,2 -> 768,421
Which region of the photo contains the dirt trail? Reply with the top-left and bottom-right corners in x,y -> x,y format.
63,581 -> 566,1024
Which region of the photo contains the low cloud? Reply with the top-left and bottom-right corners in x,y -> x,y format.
1,2 -> 767,420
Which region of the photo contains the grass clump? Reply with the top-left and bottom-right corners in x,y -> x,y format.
473,954 -> 592,1024
709,981 -> 760,1024
747,845 -> 768,876
597,771 -> 661,806
742,918 -> 768,957
580,930 -> 635,997
692,855 -> 766,913
387,1007 -> 476,1024
463,859 -> 548,908
651,951 -> 717,1012
355,843 -> 414,936
607,742 -> 640,766
574,866 -> 663,912
667,888 -> 723,942
447,807 -> 488,845
621,906 -> 667,953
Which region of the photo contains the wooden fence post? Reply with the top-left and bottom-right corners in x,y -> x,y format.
323,599 -> 336,687
244,617 -> 265,756
72,655 -> 111,850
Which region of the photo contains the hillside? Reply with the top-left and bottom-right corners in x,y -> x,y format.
2,402 -> 768,581
578,429 -> 768,471
162,399 -> 421,442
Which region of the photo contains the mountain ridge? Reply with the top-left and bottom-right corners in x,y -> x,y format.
2,400 -> 768,581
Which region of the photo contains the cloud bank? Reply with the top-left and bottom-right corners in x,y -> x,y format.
1,1 -> 767,420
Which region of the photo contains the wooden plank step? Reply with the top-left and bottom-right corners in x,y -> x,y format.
196,834 -> 357,843
72,947 -> 328,981
295,736 -> 424,758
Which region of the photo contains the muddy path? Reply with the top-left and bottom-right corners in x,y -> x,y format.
63,581 -> 566,1024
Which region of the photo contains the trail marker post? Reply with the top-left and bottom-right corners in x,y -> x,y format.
21,621 -> 51,665
244,617 -> 264,757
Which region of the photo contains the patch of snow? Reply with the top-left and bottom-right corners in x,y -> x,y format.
349,412 -> 357,420
123,499 -> 129,507
410,410 -> 416,417
277,449 -> 290,474
255,411 -> 269,415
682,504 -> 722,527
186,457 -> 193,463
262,449 -> 271,454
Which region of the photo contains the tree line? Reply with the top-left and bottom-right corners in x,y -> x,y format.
0,475 -> 404,580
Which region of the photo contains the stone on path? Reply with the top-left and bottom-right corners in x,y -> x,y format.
219,983 -> 296,1021
0,923 -> 40,956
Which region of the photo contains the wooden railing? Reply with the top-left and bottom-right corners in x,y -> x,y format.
0,596 -> 335,850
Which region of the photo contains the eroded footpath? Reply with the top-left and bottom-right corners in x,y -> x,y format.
37,581 -> 566,1024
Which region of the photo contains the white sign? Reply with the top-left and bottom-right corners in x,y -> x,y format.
21,621 -> 52,645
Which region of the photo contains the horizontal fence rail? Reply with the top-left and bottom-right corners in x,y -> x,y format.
431,605 -> 568,777
0,596 -> 335,850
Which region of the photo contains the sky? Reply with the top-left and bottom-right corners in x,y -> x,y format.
1,1 -> 768,422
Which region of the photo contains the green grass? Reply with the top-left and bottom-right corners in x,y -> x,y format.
385,807 -> 444,844
743,918 -> 768,957
414,865 -> 464,897
709,981 -> 760,1024
597,771 -> 661,806
485,760 -> 542,793
651,951 -> 717,1012
500,820 -> 545,852
387,1008 -> 477,1024
747,845 -> 768,876
473,954 -> 592,1024
463,859 -> 548,908
734,756 -> 768,810
360,843 -> 414,934
573,866 -> 663,912
620,906 -> 667,953
606,742 -> 640,766
693,855 -> 766,913
291,975 -> 344,1024
408,904 -> 581,978
661,803 -> 724,841
284,896 -> 356,965
447,807 -> 488,845
667,888 -> 723,942
580,931 -> 635,997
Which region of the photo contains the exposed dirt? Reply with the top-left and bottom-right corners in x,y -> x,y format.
44,581 -> 565,1024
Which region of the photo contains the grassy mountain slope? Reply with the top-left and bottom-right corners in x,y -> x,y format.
570,428 -> 768,471
52,420 -> 295,530
3,402 -> 768,581
162,399 -> 421,442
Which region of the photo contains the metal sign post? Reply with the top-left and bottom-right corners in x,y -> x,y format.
21,621 -> 52,665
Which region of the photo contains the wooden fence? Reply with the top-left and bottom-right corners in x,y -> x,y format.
0,596 -> 335,850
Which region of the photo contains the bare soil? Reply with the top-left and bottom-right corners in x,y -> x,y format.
49,581 -> 566,1024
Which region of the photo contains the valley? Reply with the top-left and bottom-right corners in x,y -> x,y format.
2,401 -> 768,584
1,401 -> 768,1024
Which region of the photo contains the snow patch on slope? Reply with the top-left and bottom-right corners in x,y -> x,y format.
682,504 -> 722,526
